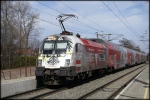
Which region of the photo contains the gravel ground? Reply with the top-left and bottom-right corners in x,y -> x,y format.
39,64 -> 147,99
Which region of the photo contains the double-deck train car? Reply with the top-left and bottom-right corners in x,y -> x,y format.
35,32 -> 147,85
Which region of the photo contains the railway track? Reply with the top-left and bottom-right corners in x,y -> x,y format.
29,86 -> 67,99
77,64 -> 147,99
29,77 -> 101,99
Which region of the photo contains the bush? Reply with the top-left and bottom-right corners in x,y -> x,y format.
11,56 -> 37,69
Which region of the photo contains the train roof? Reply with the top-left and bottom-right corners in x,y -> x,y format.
87,38 -> 145,54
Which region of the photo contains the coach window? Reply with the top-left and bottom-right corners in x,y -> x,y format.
99,54 -> 105,61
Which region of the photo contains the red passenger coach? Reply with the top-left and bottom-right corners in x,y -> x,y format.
136,51 -> 140,64
80,38 -> 106,69
126,48 -> 134,66
106,42 -> 121,69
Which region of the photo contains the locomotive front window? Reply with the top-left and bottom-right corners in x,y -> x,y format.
56,42 -> 67,49
56,42 -> 67,54
43,42 -> 54,54
44,42 -> 54,50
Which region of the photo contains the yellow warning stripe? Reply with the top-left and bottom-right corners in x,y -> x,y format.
144,81 -> 149,99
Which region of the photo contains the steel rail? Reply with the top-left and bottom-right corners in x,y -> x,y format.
29,86 -> 67,99
107,65 -> 147,99
77,64 -> 147,99
29,77 -> 97,99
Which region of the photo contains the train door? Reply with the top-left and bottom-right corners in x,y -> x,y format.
110,54 -> 114,67
124,48 -> 127,67
98,53 -> 106,68
136,52 -> 139,64
133,51 -> 136,65
131,54 -> 133,65
138,54 -> 140,63
95,53 -> 98,69
110,54 -> 116,68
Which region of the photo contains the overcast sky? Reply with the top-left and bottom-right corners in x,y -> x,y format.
29,1 -> 149,54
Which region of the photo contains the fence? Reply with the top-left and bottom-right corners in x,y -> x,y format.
1,55 -> 37,80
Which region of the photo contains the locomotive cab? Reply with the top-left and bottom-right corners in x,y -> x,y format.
35,33 -> 80,85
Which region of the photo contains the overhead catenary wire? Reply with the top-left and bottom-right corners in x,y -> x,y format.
31,6 -> 103,31
36,18 -> 90,33
143,25 -> 149,35
59,1 -> 117,35
36,1 -> 108,40
36,1 -> 147,48
112,1 -> 143,38
7,5 -> 89,35
37,18 -> 107,40
26,3 -> 95,34
112,1 -> 147,47
101,1 -> 147,47
36,1 -> 104,32
23,3 -> 89,28
37,1 -> 62,14
101,1 -> 139,38
37,1 -> 113,37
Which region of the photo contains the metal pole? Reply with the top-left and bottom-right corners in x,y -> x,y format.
9,54 -> 11,79
30,56 -> 31,76
25,55 -> 27,77
2,70 -> 6,80
20,56 -> 21,78
96,32 -> 99,39
108,34 -> 110,41
25,37 -> 27,77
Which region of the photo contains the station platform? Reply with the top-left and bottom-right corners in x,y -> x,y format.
1,76 -> 36,98
115,63 -> 149,99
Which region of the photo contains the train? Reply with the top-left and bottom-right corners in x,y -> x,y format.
35,31 -> 147,86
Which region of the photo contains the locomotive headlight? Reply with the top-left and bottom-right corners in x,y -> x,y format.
65,59 -> 70,66
38,59 -> 42,67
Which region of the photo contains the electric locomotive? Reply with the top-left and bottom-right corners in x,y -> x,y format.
35,31 -> 106,85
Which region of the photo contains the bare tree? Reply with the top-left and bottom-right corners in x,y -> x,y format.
1,1 -> 41,55
12,1 -> 41,55
1,1 -> 42,69
119,38 -> 141,51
